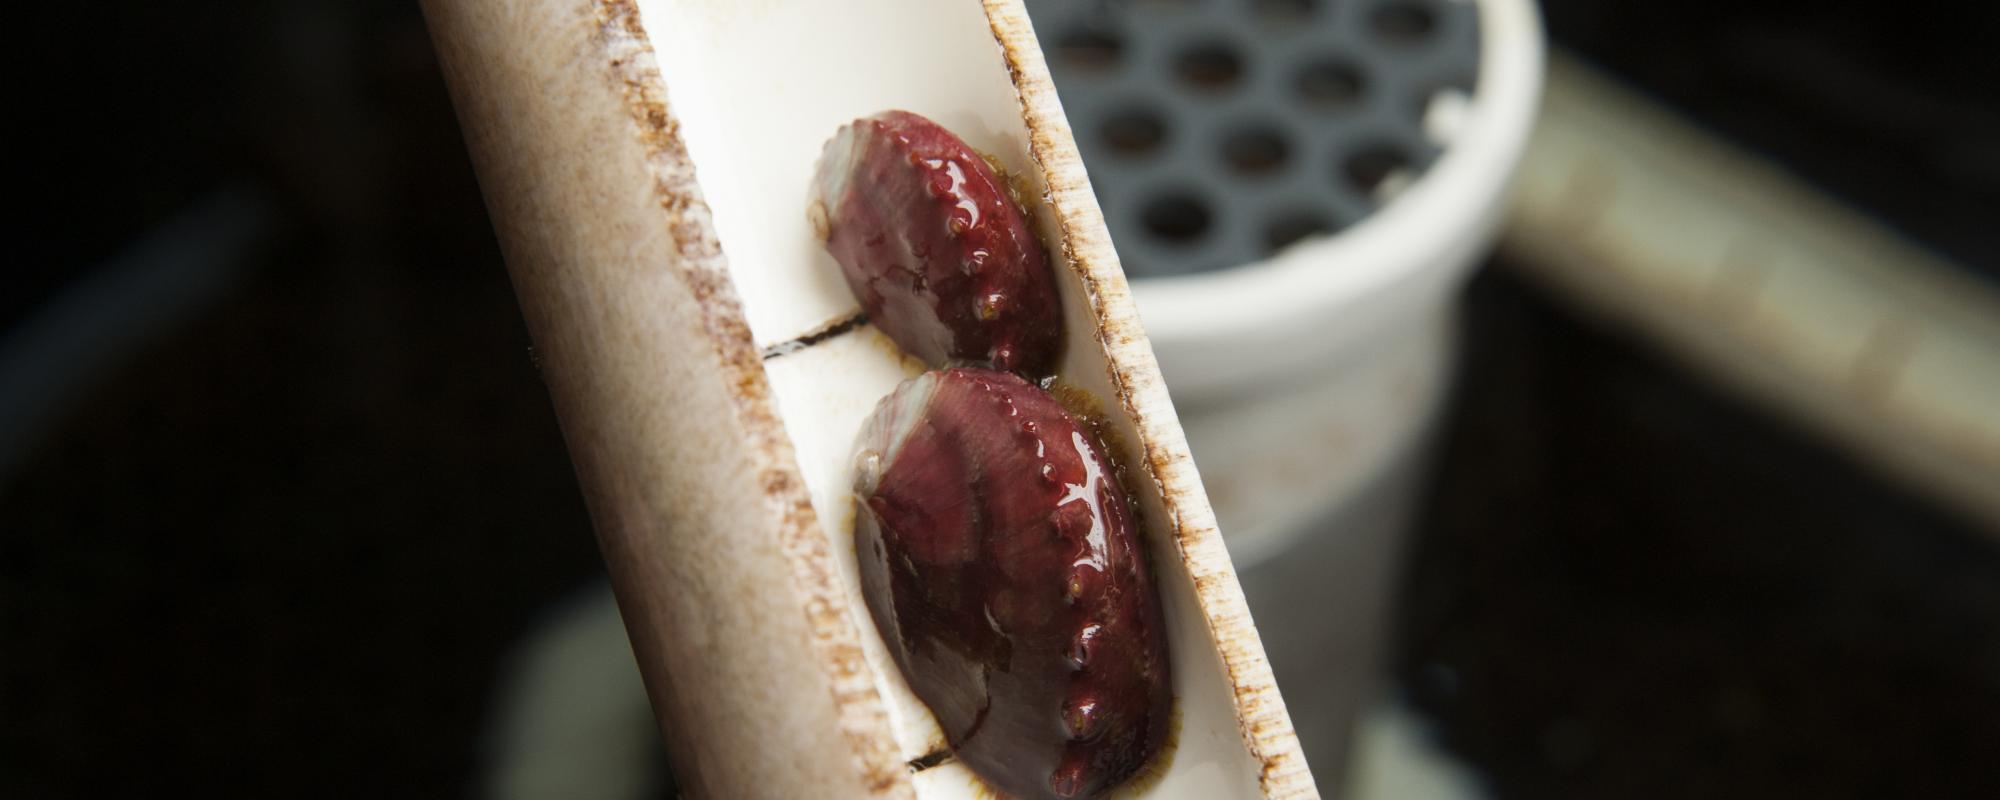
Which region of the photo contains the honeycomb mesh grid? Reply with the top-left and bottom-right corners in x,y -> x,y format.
1025,0 -> 1482,278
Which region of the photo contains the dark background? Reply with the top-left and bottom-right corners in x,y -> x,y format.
5,0 -> 1997,797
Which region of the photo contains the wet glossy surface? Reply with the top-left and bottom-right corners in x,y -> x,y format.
852,368 -> 1171,799
814,111 -> 1062,375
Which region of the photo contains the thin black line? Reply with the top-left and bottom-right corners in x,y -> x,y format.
906,747 -> 953,773
759,311 -> 868,360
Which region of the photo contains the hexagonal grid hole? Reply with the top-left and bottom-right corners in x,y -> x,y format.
1371,1 -> 1438,44
1102,106 -> 1169,157
1141,193 -> 1215,245
1220,124 -> 1293,177
1173,41 -> 1246,92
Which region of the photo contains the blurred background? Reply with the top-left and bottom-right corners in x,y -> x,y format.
4,1 -> 1997,798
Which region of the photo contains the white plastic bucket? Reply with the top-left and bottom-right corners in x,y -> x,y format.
1133,0 -> 1544,787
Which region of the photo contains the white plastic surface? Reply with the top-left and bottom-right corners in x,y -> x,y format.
1137,0 -> 1544,783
